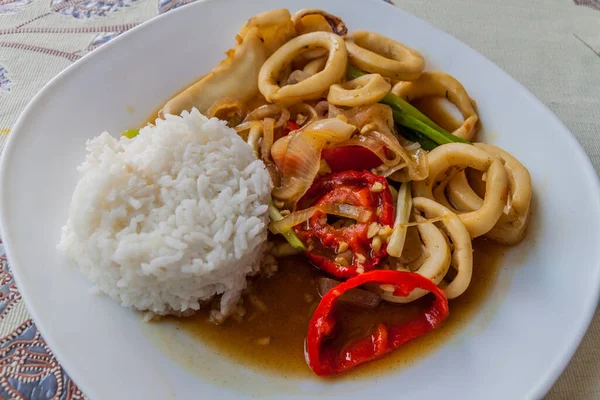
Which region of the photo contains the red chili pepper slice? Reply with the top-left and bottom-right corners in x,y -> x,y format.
322,146 -> 384,172
305,270 -> 449,376
294,171 -> 394,278
284,120 -> 301,135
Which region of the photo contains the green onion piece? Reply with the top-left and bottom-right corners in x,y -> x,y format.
268,202 -> 307,251
346,66 -> 471,146
399,128 -> 437,151
122,129 -> 140,139
392,110 -> 456,146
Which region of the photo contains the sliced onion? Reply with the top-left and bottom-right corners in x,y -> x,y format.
329,203 -> 372,223
246,122 -> 263,157
387,182 -> 412,257
404,141 -> 422,152
234,120 -> 254,133
268,203 -> 372,234
269,207 -> 317,234
336,135 -> 389,160
244,104 -> 290,129
289,103 -> 318,127
338,104 -> 428,181
317,278 -> 381,308
206,97 -> 247,122
271,118 -> 356,205
387,147 -> 428,182
261,117 -> 275,162
365,130 -> 404,165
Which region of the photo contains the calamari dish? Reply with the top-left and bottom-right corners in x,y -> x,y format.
59,8 -> 532,377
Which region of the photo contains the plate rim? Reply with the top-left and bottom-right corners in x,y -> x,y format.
1,0 -> 599,398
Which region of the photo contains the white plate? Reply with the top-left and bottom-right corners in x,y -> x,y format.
1,0 -> 599,398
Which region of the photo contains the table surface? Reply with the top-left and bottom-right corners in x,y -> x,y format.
0,0 -> 599,398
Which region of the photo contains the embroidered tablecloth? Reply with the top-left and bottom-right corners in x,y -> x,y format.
0,0 -> 598,398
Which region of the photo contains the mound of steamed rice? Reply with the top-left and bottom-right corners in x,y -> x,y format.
58,108 -> 272,317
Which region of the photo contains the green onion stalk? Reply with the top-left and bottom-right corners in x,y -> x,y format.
268,202 -> 307,251
346,66 -> 471,149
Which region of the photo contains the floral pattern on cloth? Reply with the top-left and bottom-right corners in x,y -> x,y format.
574,0 -> 600,11
0,67 -> 12,93
158,0 -> 195,14
1,240 -> 88,399
0,0 -> 35,15
0,320 -> 87,400
50,0 -> 138,19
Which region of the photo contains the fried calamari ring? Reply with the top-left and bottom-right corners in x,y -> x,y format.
327,74 -> 391,107
413,143 -> 509,238
292,9 -> 347,36
259,31 -> 348,105
447,143 -> 532,245
411,197 -> 473,299
303,56 -> 328,76
345,30 -> 424,81
380,213 -> 451,303
392,72 -> 479,141
286,57 -> 329,85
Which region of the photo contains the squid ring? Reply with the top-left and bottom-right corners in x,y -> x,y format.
381,213 -> 451,303
447,143 -> 532,245
392,72 -> 479,141
327,74 -> 391,107
413,143 -> 509,238
345,30 -> 424,81
445,171 -> 483,211
303,56 -> 328,76
292,9 -> 348,36
259,31 -> 348,105
412,197 -> 473,299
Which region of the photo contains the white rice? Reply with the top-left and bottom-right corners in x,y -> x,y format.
58,108 -> 273,316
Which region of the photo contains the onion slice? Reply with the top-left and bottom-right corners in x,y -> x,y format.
271,118 -> 356,206
387,182 -> 412,257
268,203 -> 372,234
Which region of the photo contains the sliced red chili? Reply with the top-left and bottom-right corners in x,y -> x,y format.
322,146 -> 384,172
305,270 -> 449,376
294,171 -> 394,278
284,120 -> 301,135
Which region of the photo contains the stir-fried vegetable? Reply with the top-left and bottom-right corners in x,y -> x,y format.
294,171 -> 394,278
271,118 -> 356,206
387,182 -> 412,257
305,270 -> 449,376
399,128 -> 437,151
121,129 -> 139,138
269,203 -> 373,234
321,146 -> 384,172
346,66 -> 471,148
268,202 -> 307,251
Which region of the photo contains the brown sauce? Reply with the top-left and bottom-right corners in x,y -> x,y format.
166,238 -> 506,379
